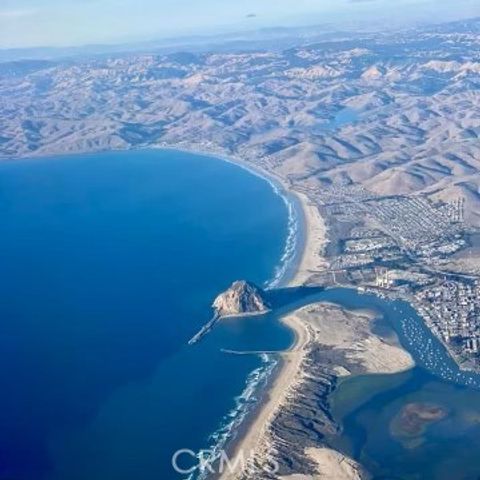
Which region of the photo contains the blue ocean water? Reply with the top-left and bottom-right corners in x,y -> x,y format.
0,149 -> 294,480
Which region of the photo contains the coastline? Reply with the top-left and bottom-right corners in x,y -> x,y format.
5,145 -> 399,480
152,145 -> 331,479
5,143 -> 315,288
155,145 -> 339,479
154,145 -> 310,288
218,302 -> 415,480
217,314 -> 313,480
199,147 -> 333,479
5,146 -> 417,479
191,145 -> 415,479
285,190 -> 328,288
5,145 -> 320,480
5,118 -> 480,479
164,146 -> 330,289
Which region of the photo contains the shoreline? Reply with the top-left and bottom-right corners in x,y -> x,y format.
151,145 -> 329,479
217,314 -> 313,480
203,148 -> 331,479
6,141 -> 480,480
180,147 -> 327,478
5,145 -> 417,479
6,145 -> 332,478
4,143 -> 317,290
154,145 -> 311,288
218,301 -> 415,480
117,146 -> 331,478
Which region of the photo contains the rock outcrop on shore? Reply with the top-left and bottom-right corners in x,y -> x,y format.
213,280 -> 270,317
189,280 -> 270,345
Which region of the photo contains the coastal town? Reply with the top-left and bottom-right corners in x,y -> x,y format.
288,176 -> 480,372
161,131 -> 474,392
149,24 -> 480,479
415,280 -> 480,369
217,153 -> 480,479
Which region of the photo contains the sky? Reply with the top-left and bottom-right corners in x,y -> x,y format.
0,0 -> 479,49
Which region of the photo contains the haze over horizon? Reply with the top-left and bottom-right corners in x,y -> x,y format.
0,0 -> 478,50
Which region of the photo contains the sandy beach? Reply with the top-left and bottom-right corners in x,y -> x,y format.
220,299 -> 414,479
281,448 -> 366,480
218,187 -> 415,480
287,191 -> 329,287
218,313 -> 312,480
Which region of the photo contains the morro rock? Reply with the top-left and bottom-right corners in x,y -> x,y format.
212,280 -> 270,317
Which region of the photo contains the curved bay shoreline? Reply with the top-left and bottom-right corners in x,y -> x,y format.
153,136 -> 480,478
7,146 -> 419,480
164,146 -> 417,480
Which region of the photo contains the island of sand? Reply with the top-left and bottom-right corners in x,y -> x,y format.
390,402 -> 447,445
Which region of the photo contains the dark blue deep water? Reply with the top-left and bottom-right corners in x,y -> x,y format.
0,149 -> 294,480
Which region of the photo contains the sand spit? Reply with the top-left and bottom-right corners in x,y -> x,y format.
220,302 -> 414,480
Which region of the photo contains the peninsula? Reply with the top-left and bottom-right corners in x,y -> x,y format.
220,303 -> 414,480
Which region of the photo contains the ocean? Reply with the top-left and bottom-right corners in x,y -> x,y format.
0,149 -> 295,480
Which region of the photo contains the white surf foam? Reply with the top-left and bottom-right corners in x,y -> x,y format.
177,152 -> 301,480
265,184 -> 299,289
193,354 -> 278,480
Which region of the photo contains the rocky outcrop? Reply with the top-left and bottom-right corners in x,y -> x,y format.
188,280 -> 270,345
213,280 -> 270,317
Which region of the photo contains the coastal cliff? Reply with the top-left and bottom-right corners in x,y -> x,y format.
213,280 -> 270,317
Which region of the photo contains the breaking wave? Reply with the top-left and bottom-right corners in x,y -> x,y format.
187,155 -> 301,480
193,354 -> 278,480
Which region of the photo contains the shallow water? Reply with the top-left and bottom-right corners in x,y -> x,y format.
258,287 -> 480,480
225,286 -> 480,480
322,291 -> 480,480
331,368 -> 480,480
